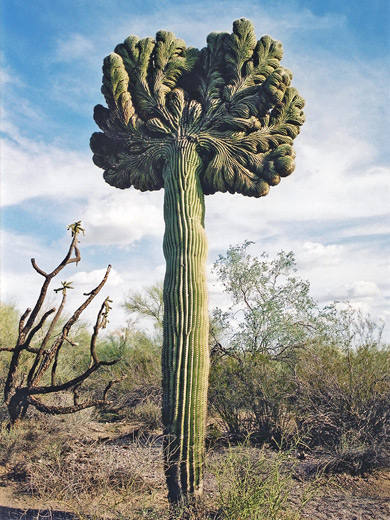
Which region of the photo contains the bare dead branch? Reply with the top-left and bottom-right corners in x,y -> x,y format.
64,336 -> 79,347
100,358 -> 122,367
51,345 -> 61,386
23,233 -> 80,335
28,395 -> 111,415
22,279 -> 52,337
103,375 -> 127,401
41,290 -> 68,351
90,297 -> 112,365
83,265 -> 112,297
29,266 -> 111,388
25,346 -> 41,354
74,245 -> 81,263
66,253 -> 81,266
19,308 -> 32,335
65,265 -> 112,331
31,259 -> 48,277
27,291 -> 69,387
4,344 -> 29,404
50,233 -> 81,278
29,356 -> 121,396
24,308 -> 56,350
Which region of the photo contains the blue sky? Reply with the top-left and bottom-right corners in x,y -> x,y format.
1,0 -> 390,339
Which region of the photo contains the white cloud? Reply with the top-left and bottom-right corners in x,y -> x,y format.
0,229 -> 66,319
54,34 -> 95,63
71,267 -> 123,288
0,230 -> 46,268
1,130 -> 166,248
343,281 -> 382,299
300,242 -> 345,267
82,191 -> 164,246
0,135 -> 108,206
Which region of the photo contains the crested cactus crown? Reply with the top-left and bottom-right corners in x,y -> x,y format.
91,18 -> 305,197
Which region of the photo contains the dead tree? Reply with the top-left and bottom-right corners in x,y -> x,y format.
1,222 -> 122,428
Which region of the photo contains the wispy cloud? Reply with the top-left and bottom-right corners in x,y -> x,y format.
108,1 -> 346,50
300,242 -> 345,267
54,34 -> 95,63
1,135 -> 106,206
82,191 -> 164,246
71,267 -> 123,288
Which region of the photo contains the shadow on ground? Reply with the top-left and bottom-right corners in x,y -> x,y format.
0,506 -> 77,520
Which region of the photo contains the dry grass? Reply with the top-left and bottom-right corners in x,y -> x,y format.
0,413 -> 167,519
2,412 -> 388,520
0,413 -> 326,520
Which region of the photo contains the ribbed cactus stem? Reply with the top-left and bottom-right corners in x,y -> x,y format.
162,139 -> 210,502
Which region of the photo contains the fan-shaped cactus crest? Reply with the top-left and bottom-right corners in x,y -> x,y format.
91,18 -> 305,504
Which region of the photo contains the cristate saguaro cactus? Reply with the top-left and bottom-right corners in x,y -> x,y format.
90,18 -> 305,503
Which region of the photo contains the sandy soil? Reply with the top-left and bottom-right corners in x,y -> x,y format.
1,466 -> 389,519
300,470 -> 390,520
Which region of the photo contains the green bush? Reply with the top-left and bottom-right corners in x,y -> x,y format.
208,243 -> 390,474
209,352 -> 294,444
208,244 -> 319,445
210,444 -> 314,520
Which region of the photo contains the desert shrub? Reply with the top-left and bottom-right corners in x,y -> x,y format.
209,352 -> 294,444
293,341 -> 390,472
131,400 -> 162,431
208,244 -> 326,444
0,302 -> 96,387
0,225 -> 124,428
0,303 -> 19,350
0,313 -> 121,425
0,302 -> 161,428
209,243 -> 390,474
92,327 -> 162,422
0,302 -> 19,424
0,303 -> 22,414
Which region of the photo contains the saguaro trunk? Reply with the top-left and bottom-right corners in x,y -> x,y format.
162,139 -> 210,503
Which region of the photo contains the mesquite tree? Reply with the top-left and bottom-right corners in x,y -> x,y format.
1,222 -> 121,428
90,18 -> 305,502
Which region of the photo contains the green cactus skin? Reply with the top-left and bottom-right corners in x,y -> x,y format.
90,18 -> 305,503
162,141 -> 209,501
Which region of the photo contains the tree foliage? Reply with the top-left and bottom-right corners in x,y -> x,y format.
211,241 -> 319,358
123,281 -> 164,333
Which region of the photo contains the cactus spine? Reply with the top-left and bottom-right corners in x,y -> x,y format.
90,18 -> 305,502
162,140 -> 209,501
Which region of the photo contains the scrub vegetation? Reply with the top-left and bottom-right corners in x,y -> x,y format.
0,231 -> 389,519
